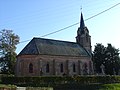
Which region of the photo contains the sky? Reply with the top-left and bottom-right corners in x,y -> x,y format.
0,0 -> 120,54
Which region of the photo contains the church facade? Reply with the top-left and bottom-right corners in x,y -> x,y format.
15,13 -> 94,76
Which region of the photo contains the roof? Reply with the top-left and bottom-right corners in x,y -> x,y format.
80,12 -> 85,30
18,38 -> 90,57
78,12 -> 86,35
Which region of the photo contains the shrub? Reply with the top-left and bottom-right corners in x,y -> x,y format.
1,75 -> 120,87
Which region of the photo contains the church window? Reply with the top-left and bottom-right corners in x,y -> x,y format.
19,61 -> 22,72
84,63 -> 87,69
60,63 -> 63,72
46,63 -> 49,73
89,61 -> 92,72
73,63 -> 76,72
83,62 -> 88,74
89,61 -> 92,69
29,63 -> 33,73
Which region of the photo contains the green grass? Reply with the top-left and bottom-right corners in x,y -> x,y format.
99,83 -> 120,90
0,84 -> 16,88
0,83 -> 120,90
53,83 -> 120,90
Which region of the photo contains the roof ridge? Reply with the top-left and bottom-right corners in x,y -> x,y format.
33,37 -> 77,44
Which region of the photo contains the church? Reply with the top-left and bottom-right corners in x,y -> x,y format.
15,13 -> 94,76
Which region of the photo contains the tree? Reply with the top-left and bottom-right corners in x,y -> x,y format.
0,29 -> 19,74
104,44 -> 120,75
93,43 -> 120,75
93,43 -> 106,74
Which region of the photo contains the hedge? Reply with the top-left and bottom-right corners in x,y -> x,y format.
0,84 -> 16,90
1,75 -> 120,87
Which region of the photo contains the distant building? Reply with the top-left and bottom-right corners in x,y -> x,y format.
16,13 -> 94,76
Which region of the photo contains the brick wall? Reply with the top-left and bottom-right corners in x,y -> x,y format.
16,55 -> 93,76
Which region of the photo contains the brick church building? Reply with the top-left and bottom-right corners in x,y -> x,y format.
16,13 -> 94,76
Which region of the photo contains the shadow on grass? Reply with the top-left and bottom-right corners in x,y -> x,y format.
53,83 -> 120,90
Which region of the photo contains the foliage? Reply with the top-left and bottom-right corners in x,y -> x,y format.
26,87 -> 53,90
0,84 -> 16,90
93,43 -> 106,73
1,76 -> 120,87
0,29 -> 19,74
1,76 -> 120,90
0,84 -> 16,88
99,83 -> 120,90
104,44 -> 120,75
93,43 -> 120,75
54,83 -> 120,90
1,83 -> 120,90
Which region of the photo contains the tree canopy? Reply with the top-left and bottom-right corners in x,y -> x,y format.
0,29 -> 19,74
93,43 -> 120,75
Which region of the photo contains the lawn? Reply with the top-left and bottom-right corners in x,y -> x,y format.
54,83 -> 120,90
0,83 -> 120,90
0,84 -> 16,89
99,83 -> 120,90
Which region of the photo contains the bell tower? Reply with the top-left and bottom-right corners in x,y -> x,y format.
76,13 -> 92,53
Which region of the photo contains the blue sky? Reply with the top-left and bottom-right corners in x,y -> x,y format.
0,0 -> 120,54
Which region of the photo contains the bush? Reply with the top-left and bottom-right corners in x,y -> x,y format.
1,75 -> 120,87
0,84 -> 16,90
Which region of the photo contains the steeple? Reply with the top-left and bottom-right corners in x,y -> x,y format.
80,12 -> 85,31
77,12 -> 86,35
76,12 -> 92,53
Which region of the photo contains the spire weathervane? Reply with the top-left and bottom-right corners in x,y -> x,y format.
80,5 -> 82,12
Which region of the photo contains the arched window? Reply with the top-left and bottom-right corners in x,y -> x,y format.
29,63 -> 33,73
89,61 -> 92,69
84,63 -> 88,74
60,63 -> 63,72
46,63 -> 49,73
73,63 -> 76,72
19,61 -> 22,72
89,61 -> 92,73
84,63 -> 88,70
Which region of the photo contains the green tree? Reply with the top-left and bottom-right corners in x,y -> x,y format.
93,43 -> 106,74
0,29 -> 19,74
104,44 -> 120,75
93,43 -> 120,75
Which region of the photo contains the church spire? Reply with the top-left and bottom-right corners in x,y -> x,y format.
80,12 -> 85,29
76,12 -> 92,53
